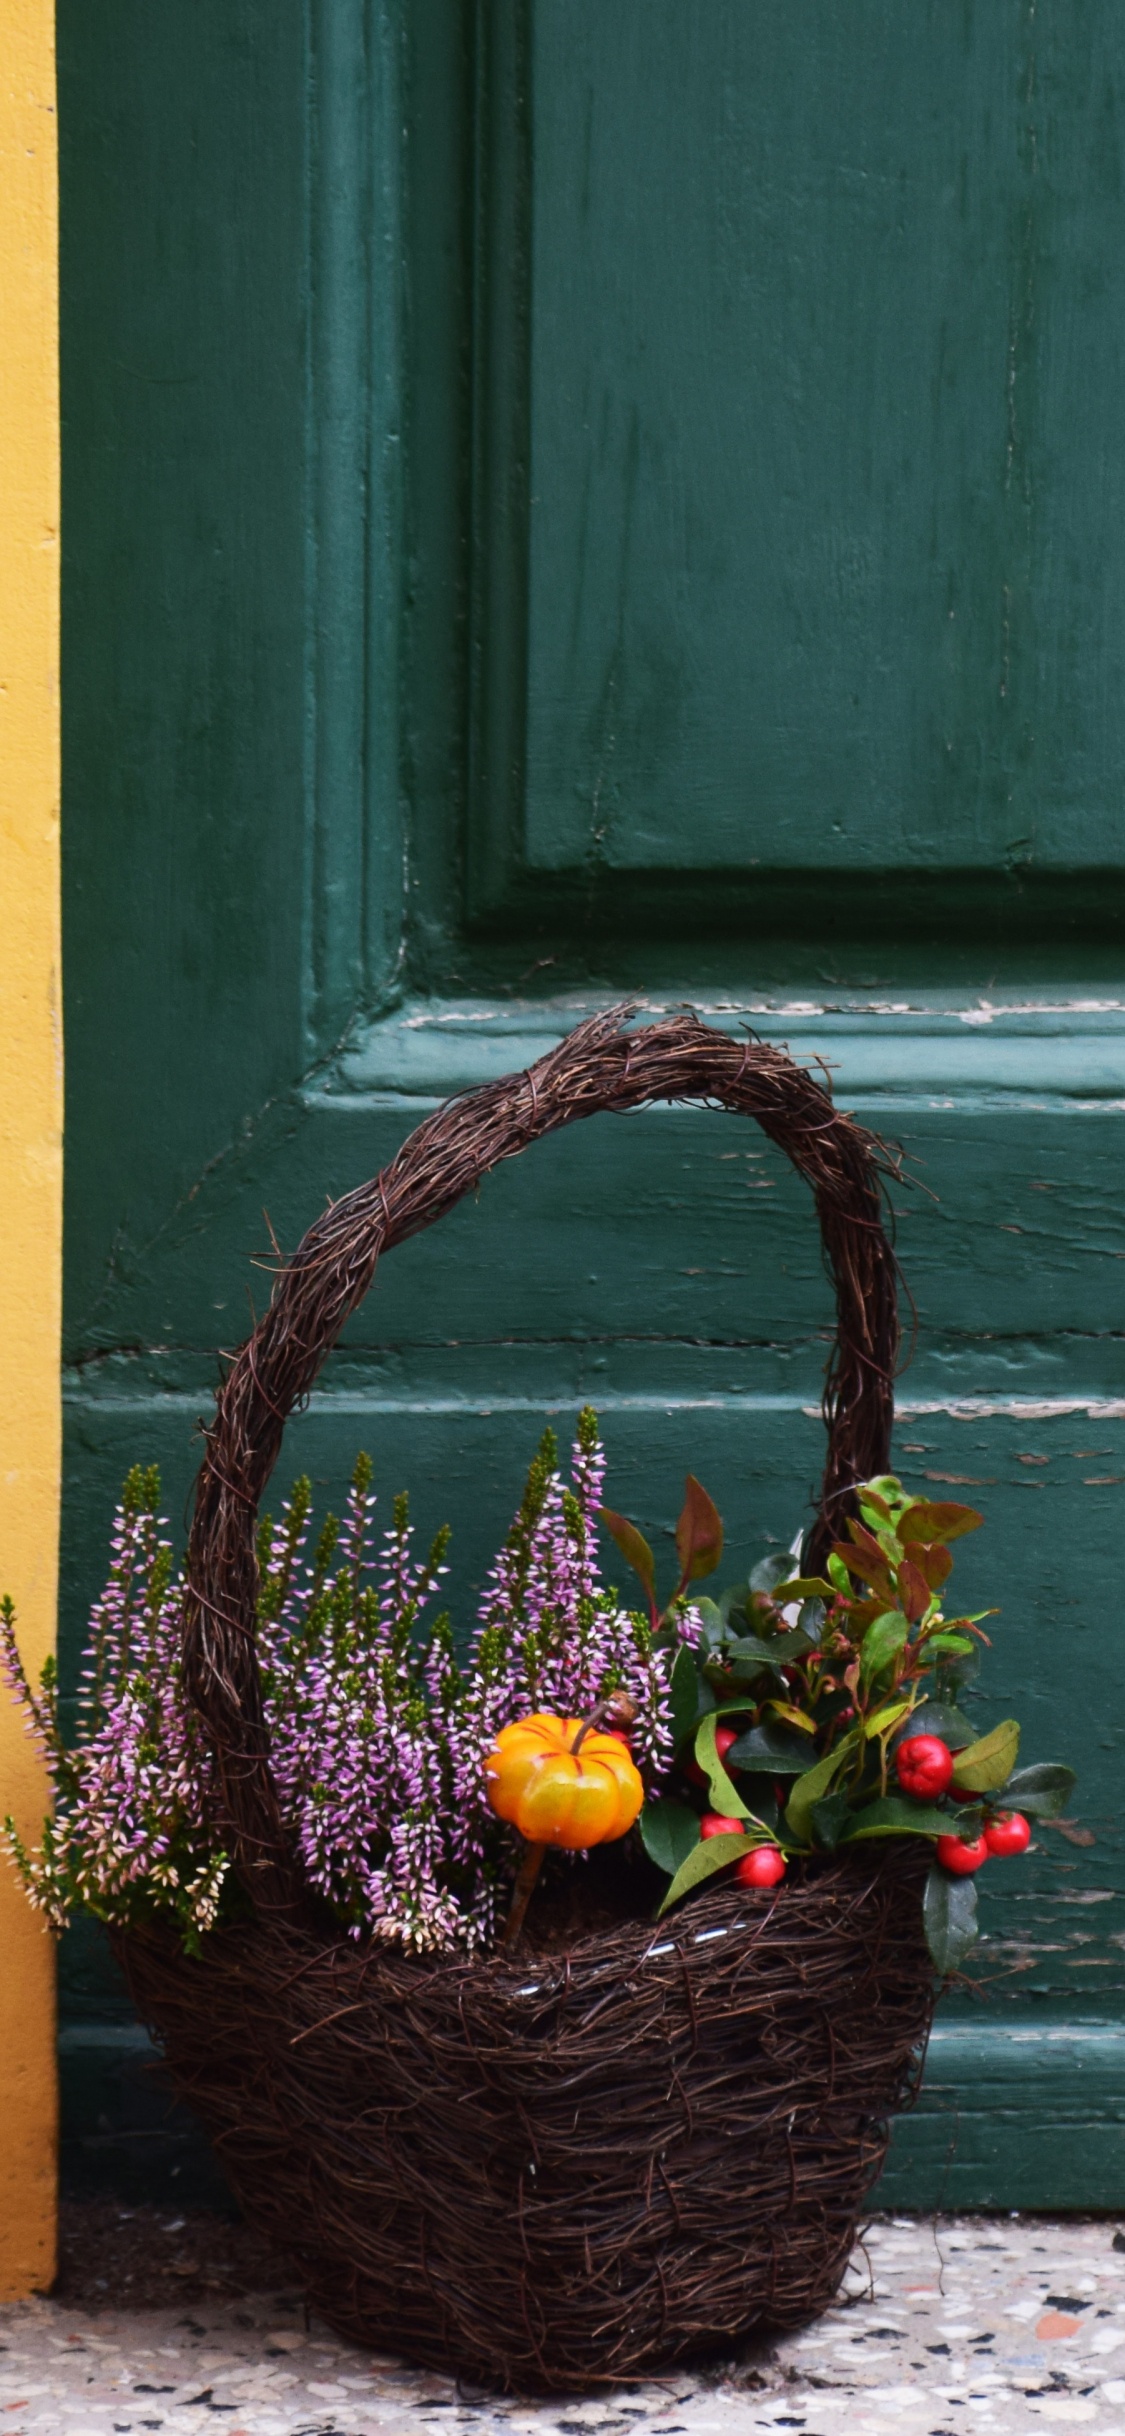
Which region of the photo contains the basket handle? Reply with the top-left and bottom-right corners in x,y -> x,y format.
183,1006 -> 899,1916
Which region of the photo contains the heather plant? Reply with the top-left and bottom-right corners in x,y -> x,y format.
0,1466 -> 226,1950
2,1411 -> 694,1956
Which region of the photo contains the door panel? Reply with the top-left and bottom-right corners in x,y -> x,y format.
58,1 -> 1125,2206
474,2 -> 1125,909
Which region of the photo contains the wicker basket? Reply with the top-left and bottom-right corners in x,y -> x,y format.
115,1006 -> 934,2392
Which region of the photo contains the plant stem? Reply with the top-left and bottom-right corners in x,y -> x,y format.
501,1839 -> 546,1948
568,1699 -> 611,1758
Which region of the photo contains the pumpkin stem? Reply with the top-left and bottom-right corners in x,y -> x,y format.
501,1839 -> 546,1948
570,1689 -> 635,1758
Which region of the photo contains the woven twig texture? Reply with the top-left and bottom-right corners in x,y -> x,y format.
118,1849 -> 932,2392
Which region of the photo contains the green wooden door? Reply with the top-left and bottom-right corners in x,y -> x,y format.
60,1 -> 1125,2205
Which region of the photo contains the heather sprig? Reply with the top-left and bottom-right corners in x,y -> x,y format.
1,1468 -> 225,1950
2,1412 -> 691,1958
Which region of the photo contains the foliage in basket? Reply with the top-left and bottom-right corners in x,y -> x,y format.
617,1471 -> 1076,1972
3,1420 -> 1073,1978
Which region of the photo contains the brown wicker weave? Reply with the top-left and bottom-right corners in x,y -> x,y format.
116,1005 -> 934,2391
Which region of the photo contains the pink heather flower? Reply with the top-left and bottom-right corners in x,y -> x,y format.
2,1414 -> 693,1955
1,1468 -> 222,1944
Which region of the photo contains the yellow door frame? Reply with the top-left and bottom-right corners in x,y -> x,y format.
0,0 -> 61,2296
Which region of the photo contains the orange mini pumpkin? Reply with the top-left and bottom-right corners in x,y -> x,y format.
484,1713 -> 644,1848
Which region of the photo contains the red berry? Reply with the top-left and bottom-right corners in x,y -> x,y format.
983,1811 -> 1031,1857
935,1832 -> 988,1876
734,1845 -> 786,1888
896,1734 -> 954,1801
700,1811 -> 744,1838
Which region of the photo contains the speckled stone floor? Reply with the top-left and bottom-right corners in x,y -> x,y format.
3,2216 -> 1125,2434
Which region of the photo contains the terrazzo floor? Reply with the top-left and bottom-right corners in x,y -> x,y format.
3,2215 -> 1125,2435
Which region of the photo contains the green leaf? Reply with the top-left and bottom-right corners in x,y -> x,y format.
750,1553 -> 793,1595
949,1719 -> 1020,1792
724,1720 -> 816,1774
798,1597 -> 826,1643
827,1552 -> 852,1596
657,1832 -> 748,1916
735,1627 -> 814,1662
840,1796 -> 954,1841
784,1732 -> 859,1843
934,1642 -> 980,1689
676,1475 -> 724,1586
766,1576 -> 835,1603
639,1796 -> 701,1879
761,1699 -> 817,1735
703,1656 -> 760,1691
809,1787 -> 853,1850
744,1781 -> 780,1835
1001,1762 -> 1077,1820
718,1580 -> 753,1624
690,1597 -> 725,1647
703,1633 -> 797,1684
694,1711 -> 751,1818
925,1632 -> 975,1659
600,1507 -> 656,1603
859,1612 -> 909,1685
899,1500 -> 984,1546
896,1700 -> 976,1748
923,1865 -> 980,1974
669,1643 -> 710,1750
864,1697 -> 913,1739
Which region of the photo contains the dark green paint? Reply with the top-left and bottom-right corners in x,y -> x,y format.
57,3 -> 1125,2203
473,0 -> 1125,938
63,1009 -> 1125,1358
883,2022 -> 1125,2210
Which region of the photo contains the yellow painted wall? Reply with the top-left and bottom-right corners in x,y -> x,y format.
0,0 -> 61,2296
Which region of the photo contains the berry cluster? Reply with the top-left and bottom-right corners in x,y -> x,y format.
896,1732 -> 1031,1874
